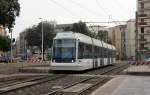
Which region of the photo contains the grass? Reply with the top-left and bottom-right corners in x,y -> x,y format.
0,62 -> 51,74
0,61 -> 51,69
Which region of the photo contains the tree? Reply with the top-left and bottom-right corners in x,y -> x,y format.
0,0 -> 20,31
0,36 -> 11,52
25,21 -> 56,57
96,30 -> 112,43
72,21 -> 90,36
96,30 -> 108,42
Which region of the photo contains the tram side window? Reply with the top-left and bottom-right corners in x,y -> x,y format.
106,49 -> 109,58
107,49 -> 110,58
104,48 -> 107,58
78,42 -> 92,59
85,44 -> 92,58
97,46 -> 100,57
94,46 -> 96,58
103,48 -> 105,58
94,46 -> 99,58
78,43 -> 84,59
113,50 -> 116,58
101,47 -> 104,58
112,50 -> 114,57
110,50 -> 112,58
110,50 -> 112,57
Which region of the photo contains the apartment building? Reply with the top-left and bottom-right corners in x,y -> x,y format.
137,0 -> 150,60
109,25 -> 127,60
126,19 -> 136,59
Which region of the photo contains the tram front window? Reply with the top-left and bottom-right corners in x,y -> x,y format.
53,39 -> 76,63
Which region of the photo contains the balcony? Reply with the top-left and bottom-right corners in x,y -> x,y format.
139,39 -> 150,44
139,33 -> 150,35
138,22 -> 147,25
139,46 -> 149,50
139,38 -> 147,41
145,7 -> 150,10
137,50 -> 150,53
138,0 -> 144,2
138,22 -> 149,27
138,14 -> 147,18
138,0 -> 150,3
145,41 -> 150,44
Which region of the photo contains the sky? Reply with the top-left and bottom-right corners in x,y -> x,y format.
12,0 -> 136,38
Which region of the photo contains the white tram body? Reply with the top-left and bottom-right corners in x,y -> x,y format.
50,32 -> 116,71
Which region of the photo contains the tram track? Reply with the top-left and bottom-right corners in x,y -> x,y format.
45,76 -> 94,95
85,63 -> 128,75
101,64 -> 128,75
0,63 -> 128,95
0,75 -> 50,88
49,64 -> 128,95
49,77 -> 112,95
0,74 -> 67,95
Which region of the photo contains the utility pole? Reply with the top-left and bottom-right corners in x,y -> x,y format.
39,18 -> 44,62
135,12 -> 138,61
10,29 -> 13,63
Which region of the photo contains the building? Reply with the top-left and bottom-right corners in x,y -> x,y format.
126,19 -> 136,59
137,0 -> 150,60
88,25 -> 110,32
15,31 -> 28,59
109,25 -> 127,60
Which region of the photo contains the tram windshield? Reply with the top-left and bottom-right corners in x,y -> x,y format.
53,39 -> 76,62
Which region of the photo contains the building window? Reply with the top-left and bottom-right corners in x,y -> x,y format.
141,2 -> 144,9
140,44 -> 144,48
141,35 -> 144,40
141,27 -> 144,33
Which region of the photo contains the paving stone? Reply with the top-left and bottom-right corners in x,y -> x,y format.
91,76 -> 150,95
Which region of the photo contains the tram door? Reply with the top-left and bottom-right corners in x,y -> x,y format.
100,58 -> 104,66
108,50 -> 110,65
92,46 -> 98,69
93,56 -> 98,69
95,56 -> 98,68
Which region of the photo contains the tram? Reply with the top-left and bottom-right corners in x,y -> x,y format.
50,32 -> 116,71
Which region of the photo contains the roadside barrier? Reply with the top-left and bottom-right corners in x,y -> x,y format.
129,61 -> 150,65
27,58 -> 43,63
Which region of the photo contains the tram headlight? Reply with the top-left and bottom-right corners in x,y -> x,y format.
71,60 -> 74,63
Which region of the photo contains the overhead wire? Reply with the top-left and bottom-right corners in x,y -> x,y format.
65,0 -> 105,19
115,0 -> 132,16
48,0 -> 131,27
96,0 -> 134,25
111,0 -> 132,20
48,0 -> 82,20
65,0 -> 120,31
95,0 -> 120,25
64,0 -> 112,31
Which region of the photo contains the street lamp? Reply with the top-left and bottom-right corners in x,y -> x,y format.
39,18 -> 44,62
10,29 -> 13,63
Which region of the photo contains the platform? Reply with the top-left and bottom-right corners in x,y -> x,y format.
90,76 -> 150,95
